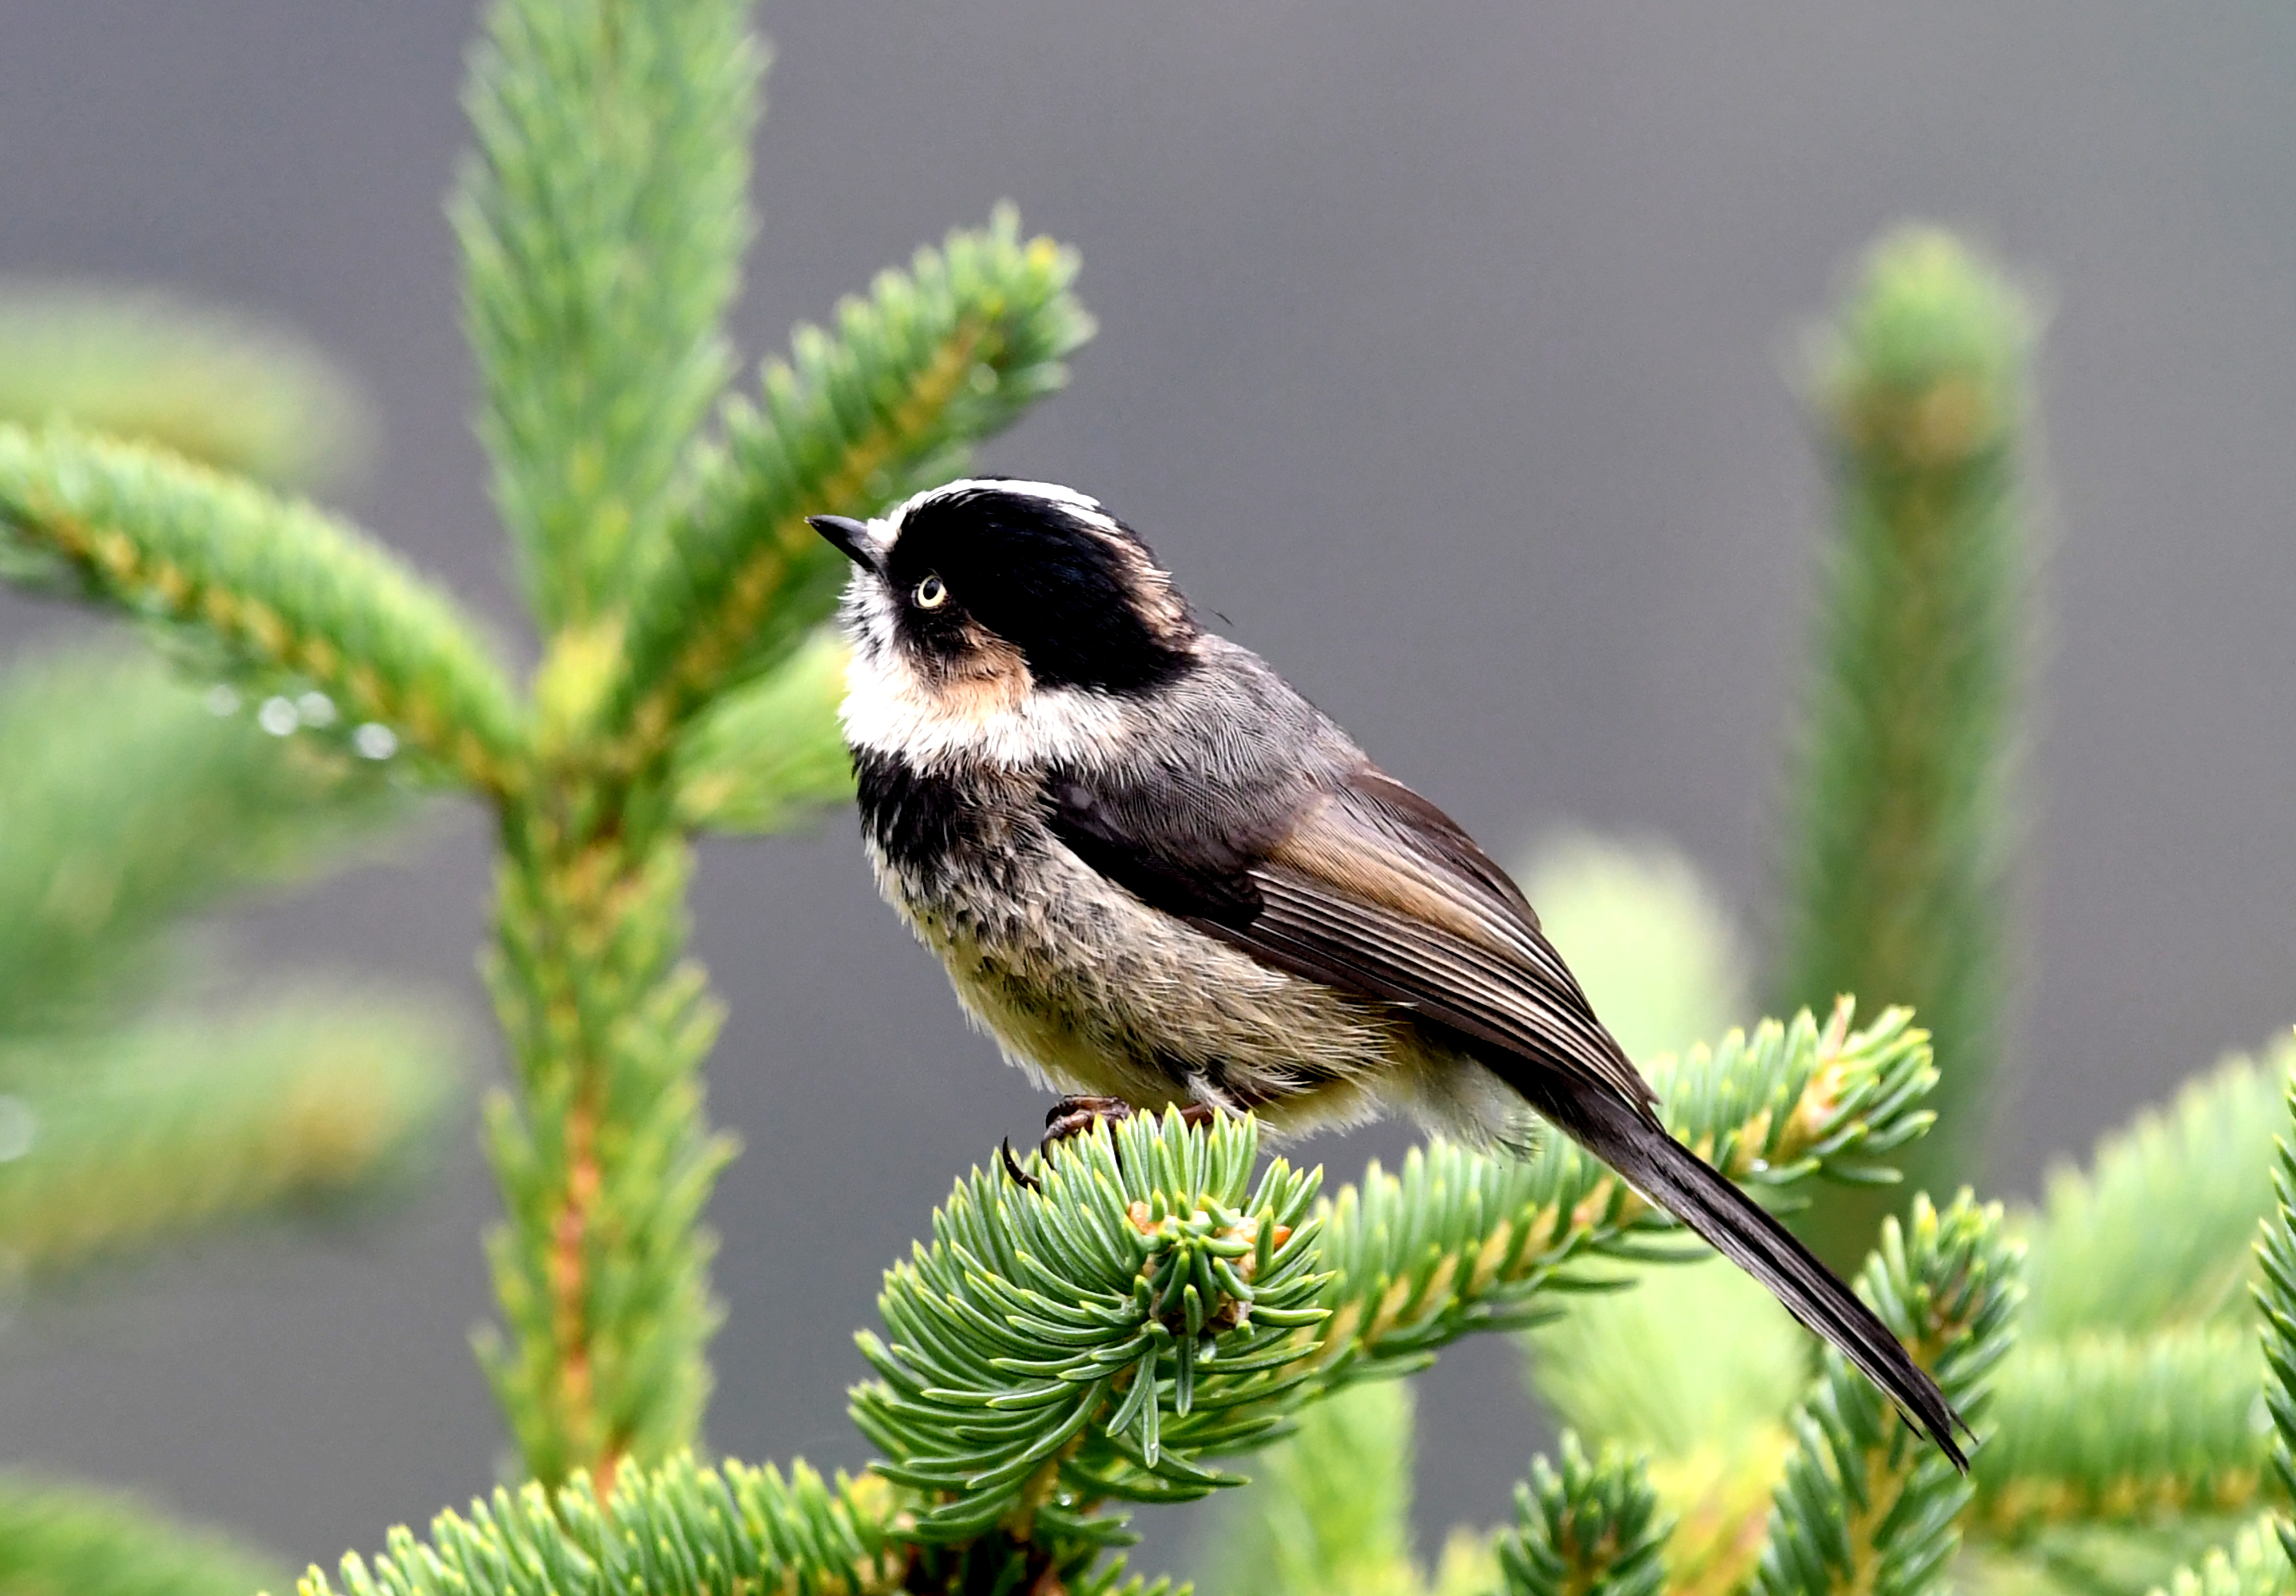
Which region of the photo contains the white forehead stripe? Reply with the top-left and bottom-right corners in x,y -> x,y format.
883,477 -> 1123,541
840,643 -> 1130,769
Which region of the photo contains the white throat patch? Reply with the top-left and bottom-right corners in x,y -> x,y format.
839,642 -> 1131,770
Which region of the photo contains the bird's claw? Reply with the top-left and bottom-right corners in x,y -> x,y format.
998,1136 -> 1042,1193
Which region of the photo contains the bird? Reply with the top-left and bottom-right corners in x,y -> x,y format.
809,477 -> 1967,1468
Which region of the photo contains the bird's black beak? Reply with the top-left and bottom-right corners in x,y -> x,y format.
808,514 -> 881,574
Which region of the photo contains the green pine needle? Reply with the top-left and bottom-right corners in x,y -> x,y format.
1977,1326 -> 2271,1539
478,838 -> 732,1488
852,1110 -> 1328,1539
1750,1191 -> 2025,1596
0,994 -> 461,1272
0,1474 -> 288,1596
456,0 -> 762,630
304,1452 -> 901,1596
0,646 -> 404,1033
1493,1433 -> 1671,1596
2149,1518 -> 2295,1596
2024,1038 -> 2294,1339
0,283 -> 370,489
1199,1378 -> 1422,1596
2250,1061 -> 2296,1569
1773,226 -> 2035,1268
0,424 -> 526,792
1313,1001 -> 1937,1388
602,205 -> 1093,765
670,627 -> 854,833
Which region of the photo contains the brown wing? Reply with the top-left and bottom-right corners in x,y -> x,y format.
1045,761 -> 1655,1112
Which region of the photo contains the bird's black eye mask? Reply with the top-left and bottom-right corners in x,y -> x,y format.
881,488 -> 1193,694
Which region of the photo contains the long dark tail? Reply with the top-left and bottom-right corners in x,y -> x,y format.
1556,1087 -> 1969,1471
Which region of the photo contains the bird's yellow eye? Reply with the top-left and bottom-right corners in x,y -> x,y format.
913,574 -> 948,610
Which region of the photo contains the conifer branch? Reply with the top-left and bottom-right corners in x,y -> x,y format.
456,0 -> 760,631
2026,1040 -> 2291,1338
1749,1191 -> 2023,1596
1199,1378 -> 1422,1596
1773,228 -> 2035,1268
0,996 -> 460,1271
2251,1058 -> 2296,1569
300,1450 -> 1181,1596
1493,1434 -> 1671,1596
0,1475 -> 287,1596
0,425 -> 525,793
670,628 -> 853,833
479,839 -> 730,1491
1975,1327 -> 2271,1538
0,647 -> 403,1033
304,1453 -> 901,1596
1308,1001 -> 1935,1385
601,208 -> 1091,767
852,1112 -> 1328,1540
2150,1518 -> 2295,1596
0,282 -> 370,488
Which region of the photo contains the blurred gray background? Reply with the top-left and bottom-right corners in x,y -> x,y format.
0,0 -> 2290,1577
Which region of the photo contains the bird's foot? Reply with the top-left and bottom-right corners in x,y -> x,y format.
1042,1094 -> 1134,1148
1000,1098 -> 1223,1193
998,1137 -> 1041,1193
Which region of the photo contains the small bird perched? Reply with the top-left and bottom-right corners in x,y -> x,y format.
812,479 -> 1967,1468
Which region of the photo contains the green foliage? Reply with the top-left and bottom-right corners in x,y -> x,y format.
1751,1191 -> 2023,1596
0,1475 -> 287,1596
0,994 -> 459,1269
2253,1068 -> 2296,1568
1313,1003 -> 1935,1398
299,1451 -> 1185,1596
2150,1519 -> 2294,1596
1532,1255 -> 1806,1460
305,1454 -> 901,1596
670,628 -> 853,832
0,424 -> 526,790
2024,1041 -> 2291,1339
855,1112 -> 1326,1538
456,0 -> 760,631
1493,1434 -> 1671,1596
0,283 -> 369,489
479,838 -> 732,1488
1775,227 -> 2035,1268
0,647 -> 398,1032
0,3 -> 2274,1586
1520,831 -> 1747,1067
603,205 -> 1091,768
1977,1326 -> 2270,1538
1203,1379 -> 1421,1596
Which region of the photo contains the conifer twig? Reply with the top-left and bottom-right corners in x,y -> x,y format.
1494,1434 -> 1671,1596
456,0 -> 761,631
2250,1057 -> 2296,1568
0,282 -> 369,488
1774,228 -> 2035,1268
0,425 -> 525,793
600,208 -> 1092,772
0,1474 -> 287,1596
1308,1001 -> 1936,1386
1749,1191 -> 2023,1596
2149,1517 -> 2296,1596
2026,1039 -> 2291,1338
1975,1326 -> 2270,1537
669,628 -> 853,833
0,647 -> 403,1031
0,997 -> 460,1271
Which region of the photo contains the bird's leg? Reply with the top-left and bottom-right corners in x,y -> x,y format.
1001,1097 -> 1226,1194
1042,1094 -> 1134,1149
